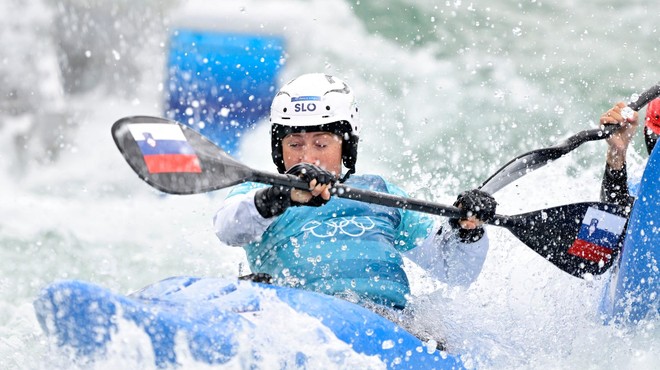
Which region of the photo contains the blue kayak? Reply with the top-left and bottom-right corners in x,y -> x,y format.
34,276 -> 465,369
33,151 -> 660,368
33,147 -> 660,367
599,144 -> 660,324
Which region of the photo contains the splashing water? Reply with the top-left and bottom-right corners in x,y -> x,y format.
1,0 -> 658,369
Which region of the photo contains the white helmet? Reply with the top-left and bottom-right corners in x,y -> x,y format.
270,73 -> 360,177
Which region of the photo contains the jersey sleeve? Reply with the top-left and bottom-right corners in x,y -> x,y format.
226,182 -> 268,198
600,164 -> 635,209
403,221 -> 489,288
213,182 -> 274,247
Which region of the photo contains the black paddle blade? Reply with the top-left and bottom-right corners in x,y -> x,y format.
479,129 -> 611,194
479,147 -> 567,194
111,116 -> 255,194
501,202 -> 629,277
480,84 -> 660,194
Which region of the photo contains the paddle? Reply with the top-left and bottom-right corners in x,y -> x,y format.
480,84 -> 660,194
112,116 -> 629,278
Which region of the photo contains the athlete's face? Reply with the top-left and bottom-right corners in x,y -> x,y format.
282,132 -> 343,175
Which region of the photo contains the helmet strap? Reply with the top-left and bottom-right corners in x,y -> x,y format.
339,168 -> 354,183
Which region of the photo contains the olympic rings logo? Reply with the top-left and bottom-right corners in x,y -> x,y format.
301,217 -> 376,238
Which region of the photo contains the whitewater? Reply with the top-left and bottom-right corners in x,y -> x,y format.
1,0 -> 658,369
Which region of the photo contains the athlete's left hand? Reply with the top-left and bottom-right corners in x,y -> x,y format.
600,101 -> 639,170
454,189 -> 497,229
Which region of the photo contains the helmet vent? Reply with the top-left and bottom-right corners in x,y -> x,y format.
326,106 -> 331,110
283,108 -> 287,112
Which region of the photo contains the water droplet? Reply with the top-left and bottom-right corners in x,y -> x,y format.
621,107 -> 634,120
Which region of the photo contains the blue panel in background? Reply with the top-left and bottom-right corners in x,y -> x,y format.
165,29 -> 285,155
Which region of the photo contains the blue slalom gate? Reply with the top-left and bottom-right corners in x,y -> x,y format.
164,29 -> 285,155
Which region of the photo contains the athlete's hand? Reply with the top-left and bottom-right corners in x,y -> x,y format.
454,189 -> 497,229
446,189 -> 496,243
286,163 -> 336,206
600,102 -> 639,170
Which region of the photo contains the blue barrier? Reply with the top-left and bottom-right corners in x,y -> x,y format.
611,144 -> 660,323
164,29 -> 285,155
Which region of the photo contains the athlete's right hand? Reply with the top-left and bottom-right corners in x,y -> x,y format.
286,163 -> 336,206
600,102 -> 639,169
253,163 -> 335,218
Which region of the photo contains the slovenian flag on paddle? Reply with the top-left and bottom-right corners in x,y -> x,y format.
567,207 -> 626,263
127,123 -> 202,174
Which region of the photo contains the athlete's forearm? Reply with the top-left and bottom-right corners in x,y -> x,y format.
606,147 -> 627,170
600,163 -> 634,208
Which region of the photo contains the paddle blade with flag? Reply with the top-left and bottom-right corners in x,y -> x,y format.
500,202 -> 628,277
127,123 -> 202,174
111,116 -> 255,194
567,207 -> 628,265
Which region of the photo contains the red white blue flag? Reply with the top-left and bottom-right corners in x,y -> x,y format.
128,123 -> 202,174
567,207 -> 626,263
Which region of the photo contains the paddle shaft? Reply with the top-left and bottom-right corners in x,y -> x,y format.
247,168 -> 625,278
250,169 -> 511,225
561,83 -> 660,142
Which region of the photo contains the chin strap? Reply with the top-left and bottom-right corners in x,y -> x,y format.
339,168 -> 355,183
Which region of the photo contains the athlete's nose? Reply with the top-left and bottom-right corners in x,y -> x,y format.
301,151 -> 317,165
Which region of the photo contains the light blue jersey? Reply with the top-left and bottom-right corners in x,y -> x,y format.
227,175 -> 434,309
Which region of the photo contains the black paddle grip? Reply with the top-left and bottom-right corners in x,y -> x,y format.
629,83 -> 660,112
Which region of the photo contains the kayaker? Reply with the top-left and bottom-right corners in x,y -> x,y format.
213,73 -> 496,340
599,98 -> 660,207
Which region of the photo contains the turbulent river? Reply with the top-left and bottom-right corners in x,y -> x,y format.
1,0 -> 658,368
